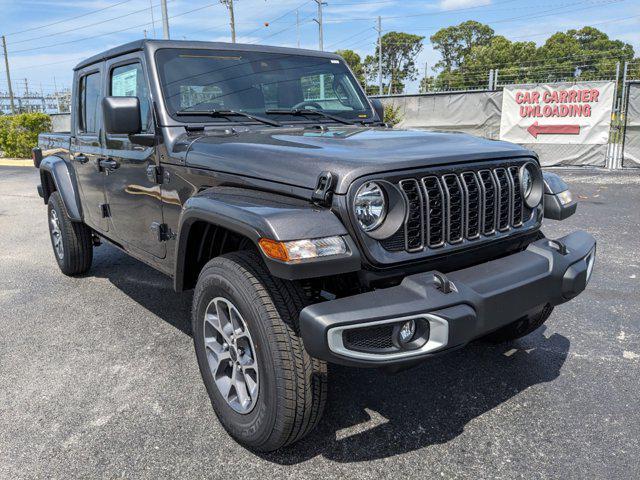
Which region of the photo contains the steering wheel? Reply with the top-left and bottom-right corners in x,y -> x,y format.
291,101 -> 324,110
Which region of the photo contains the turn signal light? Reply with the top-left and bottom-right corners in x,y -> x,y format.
258,236 -> 348,263
258,238 -> 290,262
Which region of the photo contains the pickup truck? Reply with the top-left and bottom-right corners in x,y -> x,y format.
34,39 -> 596,452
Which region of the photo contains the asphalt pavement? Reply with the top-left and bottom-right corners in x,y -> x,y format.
1,166 -> 639,479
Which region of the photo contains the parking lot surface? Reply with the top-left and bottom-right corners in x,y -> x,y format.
1,166 -> 639,479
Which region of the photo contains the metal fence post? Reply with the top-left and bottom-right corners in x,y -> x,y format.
617,62 -> 629,168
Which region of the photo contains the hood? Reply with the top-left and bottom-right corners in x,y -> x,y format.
184,126 -> 532,194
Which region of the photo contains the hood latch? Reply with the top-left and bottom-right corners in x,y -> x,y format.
312,171 -> 336,207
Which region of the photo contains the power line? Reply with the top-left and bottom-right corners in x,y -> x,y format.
9,3 -> 222,55
5,0 -> 134,37
7,1 -> 175,46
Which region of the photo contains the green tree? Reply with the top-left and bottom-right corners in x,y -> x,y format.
364,32 -> 424,94
335,49 -> 366,88
428,22 -> 635,90
430,20 -> 494,72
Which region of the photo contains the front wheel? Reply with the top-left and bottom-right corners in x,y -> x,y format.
47,191 -> 93,276
192,251 -> 327,452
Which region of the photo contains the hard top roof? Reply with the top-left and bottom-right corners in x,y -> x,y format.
74,39 -> 340,71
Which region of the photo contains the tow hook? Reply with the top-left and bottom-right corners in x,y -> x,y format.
433,272 -> 457,294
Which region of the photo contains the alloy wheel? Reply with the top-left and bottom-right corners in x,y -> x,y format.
49,208 -> 64,260
203,297 -> 259,414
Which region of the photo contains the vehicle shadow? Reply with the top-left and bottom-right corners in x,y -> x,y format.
90,244 -> 570,464
263,328 -> 570,464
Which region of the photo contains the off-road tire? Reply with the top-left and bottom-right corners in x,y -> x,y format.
484,304 -> 555,343
192,250 -> 328,452
47,191 -> 93,276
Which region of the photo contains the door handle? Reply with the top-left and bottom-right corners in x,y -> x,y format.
74,154 -> 89,164
98,158 -> 119,173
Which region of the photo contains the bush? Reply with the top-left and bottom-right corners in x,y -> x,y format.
0,113 -> 52,158
383,103 -> 404,126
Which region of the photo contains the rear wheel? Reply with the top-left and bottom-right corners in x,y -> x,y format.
192,250 -> 327,452
484,304 -> 554,343
47,191 -> 93,276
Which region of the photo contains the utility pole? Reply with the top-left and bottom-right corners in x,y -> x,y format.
23,78 -> 30,97
53,76 -> 61,113
423,60 -> 428,93
160,0 -> 170,39
149,0 -> 157,37
376,16 -> 382,95
220,1 -> 236,43
313,0 -> 325,51
2,35 -> 16,114
487,69 -> 494,90
494,68 -> 499,90
296,9 -> 300,48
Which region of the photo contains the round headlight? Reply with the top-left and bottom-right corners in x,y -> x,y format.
354,181 -> 387,232
520,162 -> 543,208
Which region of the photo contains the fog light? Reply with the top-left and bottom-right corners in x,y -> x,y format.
398,320 -> 416,344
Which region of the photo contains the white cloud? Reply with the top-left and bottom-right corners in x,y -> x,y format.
439,0 -> 491,11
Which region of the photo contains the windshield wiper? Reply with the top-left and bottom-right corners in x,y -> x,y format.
264,108 -> 355,125
175,109 -> 282,127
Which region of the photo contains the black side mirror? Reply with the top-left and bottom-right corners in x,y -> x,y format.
369,98 -> 385,122
102,96 -> 141,135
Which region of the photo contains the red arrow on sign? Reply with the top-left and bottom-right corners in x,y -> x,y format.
527,121 -> 581,138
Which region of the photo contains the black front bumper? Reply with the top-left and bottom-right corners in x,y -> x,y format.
300,231 -> 596,367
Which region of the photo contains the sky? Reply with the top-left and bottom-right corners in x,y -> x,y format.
1,0 -> 639,97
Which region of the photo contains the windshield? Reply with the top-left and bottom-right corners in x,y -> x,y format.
155,48 -> 373,124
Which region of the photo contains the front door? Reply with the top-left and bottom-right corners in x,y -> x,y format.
72,66 -> 109,232
102,56 -> 165,258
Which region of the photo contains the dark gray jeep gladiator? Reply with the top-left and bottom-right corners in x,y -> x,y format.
35,39 -> 596,451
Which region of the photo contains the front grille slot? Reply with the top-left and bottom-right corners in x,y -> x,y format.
380,162 -> 533,254
508,166 -> 524,227
461,172 -> 481,239
399,179 -> 424,251
442,174 -> 464,244
422,176 -> 445,248
494,168 -> 512,231
478,170 -> 497,235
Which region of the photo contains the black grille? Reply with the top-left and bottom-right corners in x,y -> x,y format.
461,172 -> 481,239
494,168 -> 511,231
383,163 -> 532,253
344,324 -> 395,352
509,166 -> 524,227
399,179 -> 423,251
422,176 -> 445,248
478,170 -> 497,235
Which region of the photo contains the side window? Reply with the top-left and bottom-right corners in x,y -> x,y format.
78,72 -> 101,134
110,63 -> 151,131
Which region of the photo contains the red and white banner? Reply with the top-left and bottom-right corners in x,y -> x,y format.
499,82 -> 615,144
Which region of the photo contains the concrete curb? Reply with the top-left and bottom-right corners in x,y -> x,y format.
0,159 -> 33,167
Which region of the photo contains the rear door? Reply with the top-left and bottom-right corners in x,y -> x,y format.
71,66 -> 109,232
102,54 -> 165,258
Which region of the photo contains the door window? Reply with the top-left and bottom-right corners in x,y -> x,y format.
110,63 -> 151,131
78,72 -> 101,133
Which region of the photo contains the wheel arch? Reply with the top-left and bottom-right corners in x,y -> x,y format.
173,187 -> 358,292
39,155 -> 83,221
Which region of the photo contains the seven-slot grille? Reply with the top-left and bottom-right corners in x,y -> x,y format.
384,165 -> 529,253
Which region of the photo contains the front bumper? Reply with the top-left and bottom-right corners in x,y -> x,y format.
300,230 -> 596,367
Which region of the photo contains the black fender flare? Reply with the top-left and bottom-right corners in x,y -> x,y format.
173,187 -> 361,290
39,155 -> 83,221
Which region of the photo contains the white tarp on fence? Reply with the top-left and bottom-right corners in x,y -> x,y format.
378,82 -> 613,167
623,82 -> 640,167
